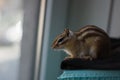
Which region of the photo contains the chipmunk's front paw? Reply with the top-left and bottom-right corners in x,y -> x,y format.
80,56 -> 93,61
64,56 -> 73,60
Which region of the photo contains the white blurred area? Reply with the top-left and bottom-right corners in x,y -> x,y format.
0,21 -> 22,63
0,0 -> 23,80
5,21 -> 22,43
1,21 -> 22,45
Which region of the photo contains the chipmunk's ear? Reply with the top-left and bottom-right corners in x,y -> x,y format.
64,28 -> 74,37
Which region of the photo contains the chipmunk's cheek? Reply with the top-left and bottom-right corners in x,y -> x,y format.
58,45 -> 65,49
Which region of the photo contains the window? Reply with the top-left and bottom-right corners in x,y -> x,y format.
0,0 -> 23,80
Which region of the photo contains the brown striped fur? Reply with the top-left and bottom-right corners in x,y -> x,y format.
76,25 -> 109,39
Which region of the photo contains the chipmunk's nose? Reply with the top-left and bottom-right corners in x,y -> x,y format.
51,45 -> 55,49
52,43 -> 59,49
51,43 -> 56,49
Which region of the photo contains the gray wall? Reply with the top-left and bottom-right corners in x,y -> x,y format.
67,0 -> 111,32
109,0 -> 120,37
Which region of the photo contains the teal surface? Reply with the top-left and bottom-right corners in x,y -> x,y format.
58,70 -> 120,80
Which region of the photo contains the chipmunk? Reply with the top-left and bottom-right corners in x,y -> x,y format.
51,25 -> 111,60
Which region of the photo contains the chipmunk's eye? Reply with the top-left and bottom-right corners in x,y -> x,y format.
58,37 -> 64,43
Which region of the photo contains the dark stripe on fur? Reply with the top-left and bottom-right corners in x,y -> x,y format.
76,25 -> 109,38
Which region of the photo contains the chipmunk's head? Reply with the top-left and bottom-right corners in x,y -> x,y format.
51,28 -> 74,50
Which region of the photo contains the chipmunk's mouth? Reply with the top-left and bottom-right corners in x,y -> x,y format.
51,45 -> 64,51
51,44 -> 57,49
51,44 -> 60,49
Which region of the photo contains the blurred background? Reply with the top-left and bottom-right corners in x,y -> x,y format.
0,0 -> 23,80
